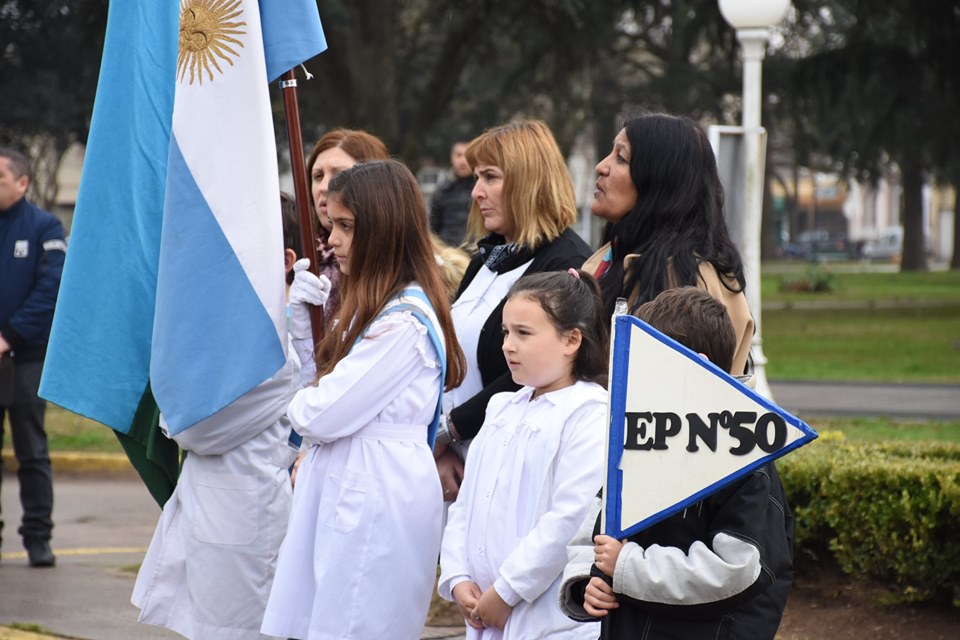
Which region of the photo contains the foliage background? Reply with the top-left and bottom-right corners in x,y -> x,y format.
1,0 -> 957,268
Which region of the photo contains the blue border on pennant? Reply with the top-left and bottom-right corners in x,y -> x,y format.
604,314 -> 818,538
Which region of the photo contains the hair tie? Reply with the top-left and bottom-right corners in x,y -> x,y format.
567,268 -> 581,280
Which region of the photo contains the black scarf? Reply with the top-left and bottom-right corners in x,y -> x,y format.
476,233 -> 535,274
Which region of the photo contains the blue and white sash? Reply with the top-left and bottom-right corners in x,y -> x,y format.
289,286 -> 446,449
380,287 -> 447,449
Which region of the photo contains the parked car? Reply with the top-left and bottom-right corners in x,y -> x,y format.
781,229 -> 856,262
862,227 -> 902,261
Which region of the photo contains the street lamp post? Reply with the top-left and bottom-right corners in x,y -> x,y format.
719,0 -> 791,399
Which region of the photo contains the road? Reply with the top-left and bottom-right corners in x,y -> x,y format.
768,380 -> 960,420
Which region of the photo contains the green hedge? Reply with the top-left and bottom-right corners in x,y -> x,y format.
778,433 -> 960,604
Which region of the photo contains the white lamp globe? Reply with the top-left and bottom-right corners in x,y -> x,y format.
719,0 -> 791,29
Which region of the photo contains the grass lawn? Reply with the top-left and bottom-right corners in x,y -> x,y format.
44,405 -> 122,453
763,304 -> 960,382
761,266 -> 960,304
760,267 -> 960,383
805,416 -> 960,443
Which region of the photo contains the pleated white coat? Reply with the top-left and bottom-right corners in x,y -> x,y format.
262,306 -> 444,640
133,359 -> 300,640
439,382 -> 606,640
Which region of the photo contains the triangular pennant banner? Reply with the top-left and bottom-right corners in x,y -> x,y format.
604,314 -> 817,538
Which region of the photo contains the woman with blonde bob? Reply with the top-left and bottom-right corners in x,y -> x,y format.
262,159 -> 467,640
434,120 -> 592,501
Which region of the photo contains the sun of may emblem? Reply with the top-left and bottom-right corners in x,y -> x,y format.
177,0 -> 247,85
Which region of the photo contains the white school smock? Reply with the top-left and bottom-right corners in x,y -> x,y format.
439,382 -> 606,640
132,357 -> 301,640
261,294 -> 445,640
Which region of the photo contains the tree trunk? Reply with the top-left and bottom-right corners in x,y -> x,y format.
590,66 -> 620,173
25,135 -> 68,212
589,68 -> 621,245
951,183 -> 960,270
787,162 -> 801,239
761,174 -> 777,260
899,162 -> 928,272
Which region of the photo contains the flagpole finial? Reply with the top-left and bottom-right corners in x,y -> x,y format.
614,297 -> 628,317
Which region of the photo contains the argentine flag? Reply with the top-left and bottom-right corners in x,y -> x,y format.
41,0 -> 326,500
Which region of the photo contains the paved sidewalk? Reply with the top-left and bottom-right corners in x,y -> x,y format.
0,477 -> 467,640
0,478 -> 177,640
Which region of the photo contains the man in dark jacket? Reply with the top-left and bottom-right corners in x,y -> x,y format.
0,147 -> 66,567
429,141 -> 475,247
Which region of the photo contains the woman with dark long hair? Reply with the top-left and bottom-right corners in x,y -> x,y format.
586,113 -> 754,374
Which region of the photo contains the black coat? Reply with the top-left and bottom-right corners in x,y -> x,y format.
563,463 -> 794,640
448,227 -> 592,440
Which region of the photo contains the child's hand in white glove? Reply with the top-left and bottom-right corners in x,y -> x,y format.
289,259 -> 331,340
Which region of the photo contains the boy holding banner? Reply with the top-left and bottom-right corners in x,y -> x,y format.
560,287 -> 793,639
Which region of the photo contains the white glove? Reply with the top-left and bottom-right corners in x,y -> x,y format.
289,258 -> 331,340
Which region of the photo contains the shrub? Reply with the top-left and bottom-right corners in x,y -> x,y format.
778,266 -> 835,293
778,435 -> 960,604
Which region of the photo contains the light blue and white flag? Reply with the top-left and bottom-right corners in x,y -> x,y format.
155,0 -> 287,434
41,0 -> 326,445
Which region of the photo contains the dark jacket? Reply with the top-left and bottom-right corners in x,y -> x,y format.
429,174 -> 474,247
561,463 -> 794,640
0,197 -> 66,362
448,227 -> 591,440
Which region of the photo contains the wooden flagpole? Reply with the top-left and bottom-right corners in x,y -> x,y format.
279,68 -> 325,347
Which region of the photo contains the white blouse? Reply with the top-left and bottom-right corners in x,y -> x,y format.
445,260 -> 533,412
